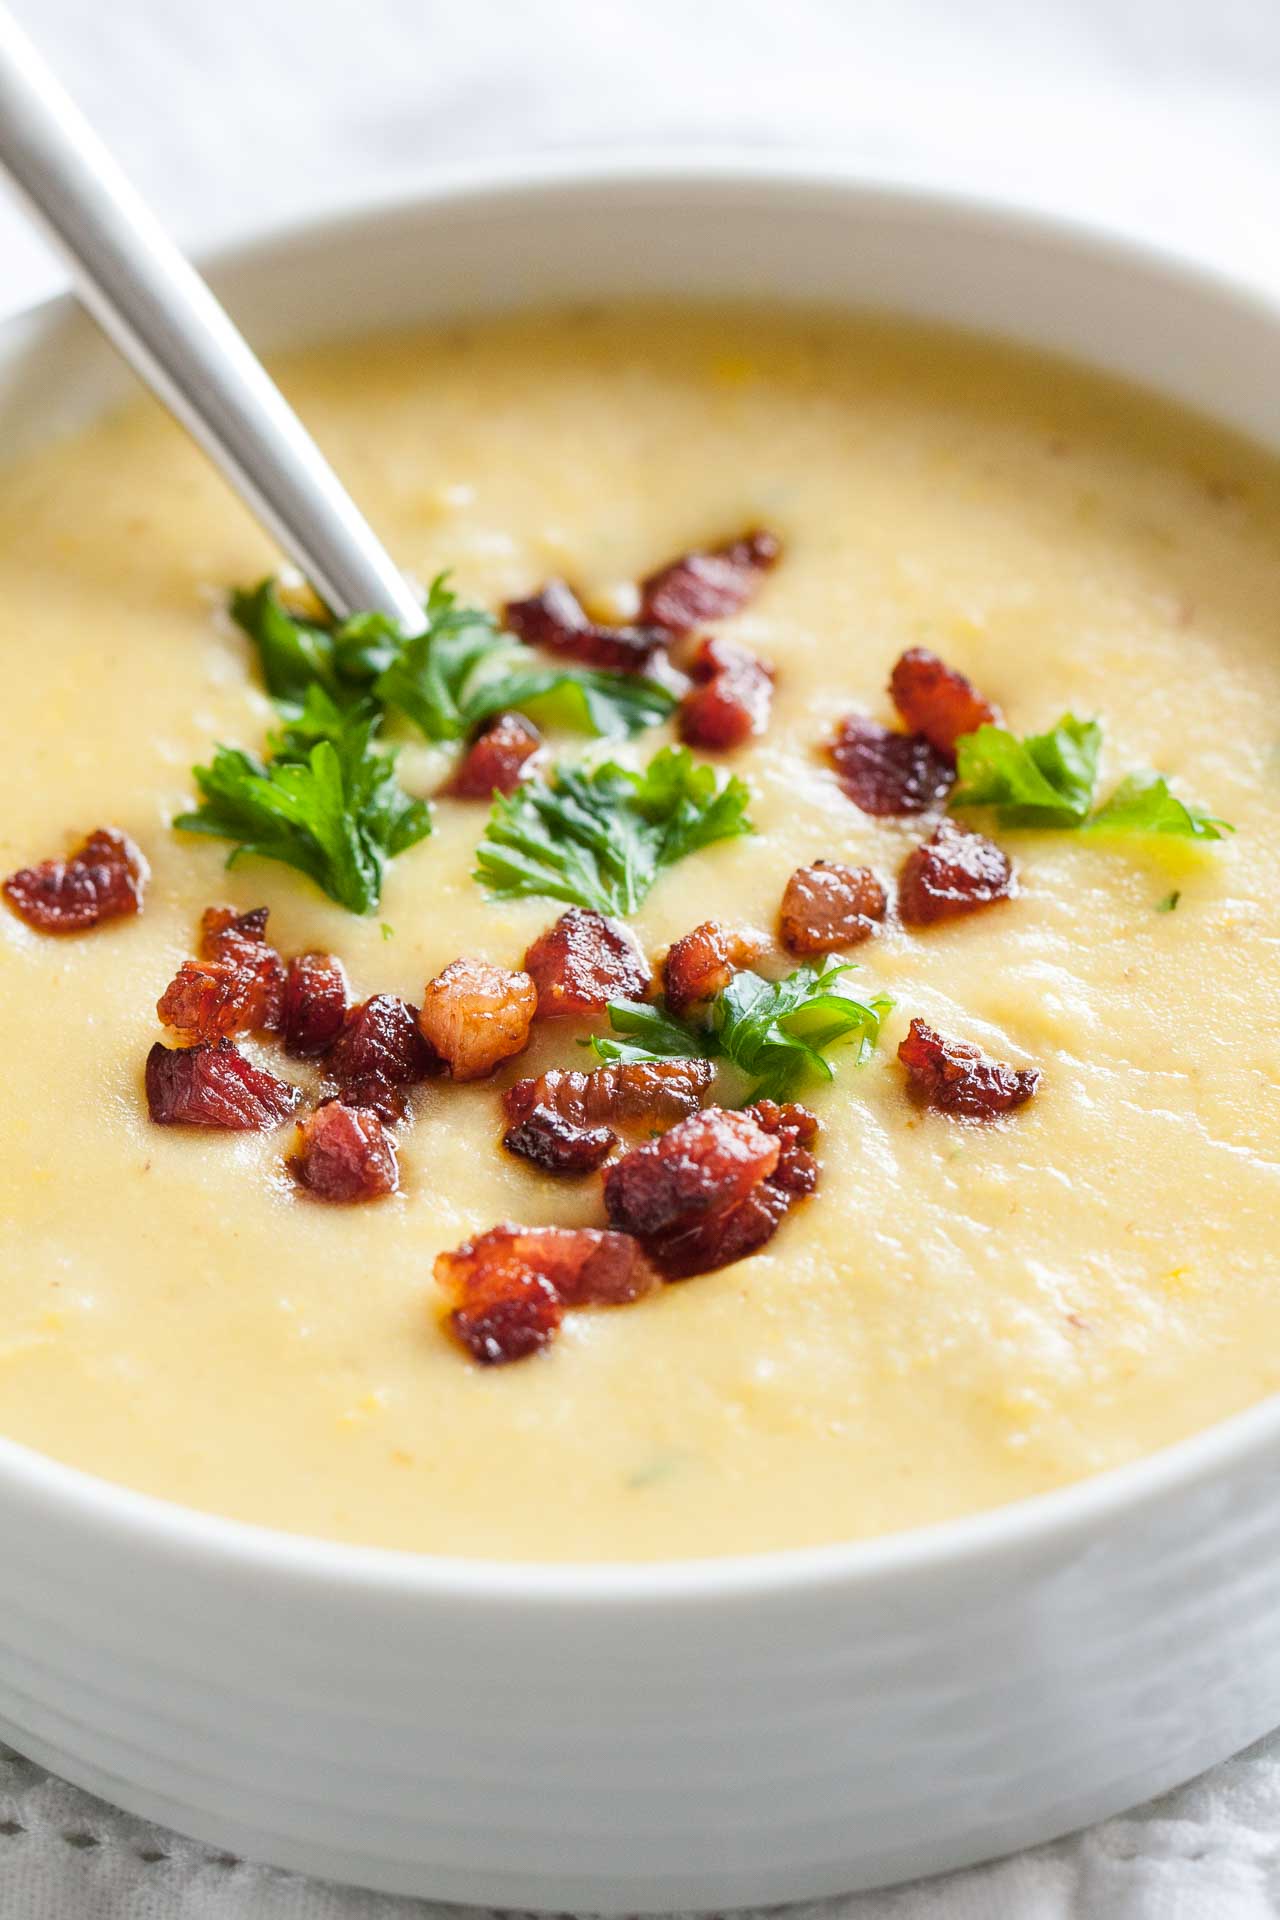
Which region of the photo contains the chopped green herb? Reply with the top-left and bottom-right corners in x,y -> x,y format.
175,689 -> 431,914
951,713 -> 1231,840
716,961 -> 892,1100
591,956 -> 892,1104
229,580 -> 346,711
232,573 -> 675,742
1155,890 -> 1182,913
590,998 -> 719,1067
952,715 -> 1101,827
626,1450 -> 693,1490
1085,771 -> 1232,841
381,921 -> 395,940
474,745 -> 754,915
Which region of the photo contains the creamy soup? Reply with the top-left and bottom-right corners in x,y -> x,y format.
1,305 -> 1279,1561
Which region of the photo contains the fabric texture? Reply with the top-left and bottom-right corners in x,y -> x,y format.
2,0 -> 1279,1912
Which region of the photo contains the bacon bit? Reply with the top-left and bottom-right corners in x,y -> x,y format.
898,819 -> 1016,926
752,1098 -> 820,1193
639,528 -> 781,633
779,860 -> 887,955
502,1106 -> 617,1175
678,635 -> 774,751
437,1223 -> 656,1364
524,908 -> 651,1019
448,712 -> 543,799
898,1018 -> 1040,1119
291,1100 -> 399,1201
4,827 -> 148,934
605,1107 -> 779,1238
199,904 -> 269,957
418,958 -> 537,1081
504,1058 -> 715,1132
282,951 -> 349,1058
145,1039 -> 300,1130
604,1103 -> 819,1281
889,647 -> 999,760
450,1267 -> 564,1365
663,921 -> 765,1015
502,1057 -> 715,1172
503,579 -> 666,674
156,904 -> 285,1044
327,993 -> 437,1120
828,715 -> 954,816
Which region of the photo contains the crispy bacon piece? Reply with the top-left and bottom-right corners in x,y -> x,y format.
639,528 -> 781,634
898,819 -> 1016,926
503,579 -> 666,674
326,993 -> 437,1120
291,1100 -> 399,1201
503,1105 -> 617,1175
828,715 -> 954,816
145,1039 -> 300,1130
604,1103 -> 819,1280
282,951 -> 349,1058
199,904 -> 266,956
448,712 -> 543,799
501,1057 -> 716,1174
898,1018 -> 1040,1119
663,921 -> 764,1015
751,1098 -> 820,1193
4,827 -> 148,934
779,860 -> 887,954
449,1267 -> 564,1365
505,1058 -> 715,1131
603,1106 -> 779,1234
156,904 -> 285,1043
889,647 -> 999,760
523,908 -> 651,1019
418,958 -> 537,1081
678,635 -> 774,751
437,1223 -> 655,1364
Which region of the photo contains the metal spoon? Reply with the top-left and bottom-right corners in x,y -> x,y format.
0,3 -> 424,631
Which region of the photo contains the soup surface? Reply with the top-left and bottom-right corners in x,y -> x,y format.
1,305 -> 1279,1560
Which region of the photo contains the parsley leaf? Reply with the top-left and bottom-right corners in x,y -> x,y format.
590,999 -> 719,1066
1084,771 -> 1233,841
475,745 -> 754,914
952,713 -> 1232,839
716,961 -> 893,1100
591,957 -> 892,1103
952,715 -> 1101,827
174,689 -> 431,913
232,574 -> 674,742
229,580 -> 352,712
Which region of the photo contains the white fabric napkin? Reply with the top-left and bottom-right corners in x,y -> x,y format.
2,1 -> 1280,1913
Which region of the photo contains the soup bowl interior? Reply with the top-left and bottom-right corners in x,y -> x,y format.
2,159 -> 1280,1909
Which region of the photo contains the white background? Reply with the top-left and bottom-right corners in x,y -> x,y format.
2,1 -> 1280,1914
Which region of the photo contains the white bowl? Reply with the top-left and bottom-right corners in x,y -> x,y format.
4,158 -> 1280,1911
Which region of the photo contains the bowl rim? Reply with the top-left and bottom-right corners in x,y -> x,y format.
5,149 -> 1280,1607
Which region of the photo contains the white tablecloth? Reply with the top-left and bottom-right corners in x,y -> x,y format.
3,1 -> 1280,1913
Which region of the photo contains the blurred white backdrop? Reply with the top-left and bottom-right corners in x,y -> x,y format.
3,2 -> 1280,1915
3,0 -> 1280,310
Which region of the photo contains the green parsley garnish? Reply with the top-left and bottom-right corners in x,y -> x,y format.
1155,889 -> 1181,913
590,957 -> 892,1103
175,689 -> 431,915
952,715 -> 1101,827
232,575 -> 675,742
951,715 -> 1231,839
474,745 -> 754,915
1084,771 -> 1232,840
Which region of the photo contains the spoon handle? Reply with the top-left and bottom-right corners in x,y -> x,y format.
0,5 -> 424,631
